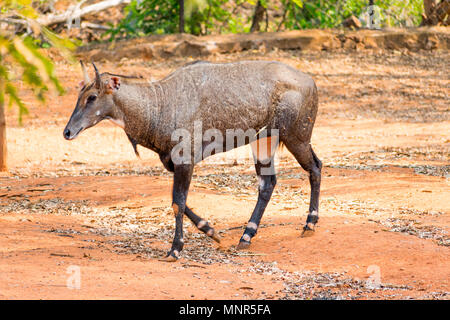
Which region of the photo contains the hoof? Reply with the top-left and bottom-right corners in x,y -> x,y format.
236,241 -> 251,251
211,232 -> 221,243
158,252 -> 179,262
206,228 -> 221,243
301,225 -> 315,238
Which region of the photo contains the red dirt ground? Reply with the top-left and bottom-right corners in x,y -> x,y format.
0,49 -> 449,299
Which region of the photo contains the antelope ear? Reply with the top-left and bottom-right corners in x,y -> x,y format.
108,77 -> 120,91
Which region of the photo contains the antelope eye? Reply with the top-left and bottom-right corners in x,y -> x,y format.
87,95 -> 97,103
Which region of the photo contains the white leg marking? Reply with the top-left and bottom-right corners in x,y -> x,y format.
242,234 -> 251,242
247,222 -> 258,230
197,220 -> 207,229
206,229 -> 214,237
307,223 -> 315,230
258,176 -> 265,189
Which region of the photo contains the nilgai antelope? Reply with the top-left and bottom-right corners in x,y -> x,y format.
64,61 -> 322,261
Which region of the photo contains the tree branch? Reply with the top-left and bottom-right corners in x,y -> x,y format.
2,0 -> 131,28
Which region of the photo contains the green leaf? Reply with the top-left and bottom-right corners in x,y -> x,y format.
5,82 -> 28,124
291,0 -> 303,8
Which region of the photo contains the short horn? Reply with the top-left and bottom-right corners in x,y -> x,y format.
92,62 -> 102,88
80,60 -> 90,83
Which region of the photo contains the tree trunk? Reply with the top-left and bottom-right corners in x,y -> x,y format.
179,0 -> 185,33
422,0 -> 450,26
424,0 -> 439,18
250,1 -> 266,32
0,80 -> 7,172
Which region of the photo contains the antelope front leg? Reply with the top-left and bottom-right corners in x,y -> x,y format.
160,164 -> 193,262
185,206 -> 221,243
